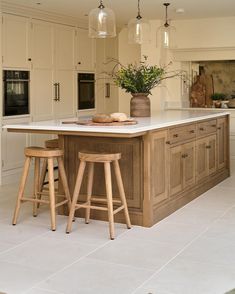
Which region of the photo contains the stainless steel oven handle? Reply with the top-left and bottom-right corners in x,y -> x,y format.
54,83 -> 58,101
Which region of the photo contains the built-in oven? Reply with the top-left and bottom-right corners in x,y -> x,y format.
78,73 -> 95,110
3,70 -> 30,116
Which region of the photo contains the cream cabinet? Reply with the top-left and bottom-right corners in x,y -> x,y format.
30,20 -> 76,120
76,28 -> 95,72
1,117 -> 29,171
2,14 -> 30,68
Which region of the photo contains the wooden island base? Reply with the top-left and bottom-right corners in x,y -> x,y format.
59,115 -> 229,227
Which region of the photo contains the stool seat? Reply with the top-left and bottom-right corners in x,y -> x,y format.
12,146 -> 71,231
79,152 -> 121,162
66,151 -> 131,239
24,147 -> 63,158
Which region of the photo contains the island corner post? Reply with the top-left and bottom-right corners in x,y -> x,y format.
57,113 -> 230,227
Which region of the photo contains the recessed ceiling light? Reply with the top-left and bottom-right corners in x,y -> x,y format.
176,8 -> 185,13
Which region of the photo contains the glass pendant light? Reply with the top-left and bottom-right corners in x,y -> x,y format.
128,0 -> 150,44
88,0 -> 116,38
157,3 -> 176,49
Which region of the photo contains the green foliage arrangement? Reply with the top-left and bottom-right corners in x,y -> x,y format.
211,93 -> 226,100
110,56 -> 179,95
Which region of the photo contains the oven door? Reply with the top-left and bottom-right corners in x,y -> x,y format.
78,79 -> 95,110
4,81 -> 29,116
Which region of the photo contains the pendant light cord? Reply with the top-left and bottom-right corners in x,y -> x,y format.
136,0 -> 142,20
164,3 -> 170,27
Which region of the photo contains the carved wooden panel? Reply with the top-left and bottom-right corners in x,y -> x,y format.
169,145 -> 183,196
63,135 -> 143,210
150,130 -> 169,205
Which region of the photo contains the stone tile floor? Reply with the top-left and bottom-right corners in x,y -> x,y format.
0,162 -> 235,294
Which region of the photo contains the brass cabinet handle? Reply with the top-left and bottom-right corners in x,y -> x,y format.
182,154 -> 188,158
190,130 -> 195,133
206,145 -> 211,149
166,141 -> 171,144
211,124 -> 216,127
173,134 -> 179,138
217,127 -> 221,130
199,127 -> 204,131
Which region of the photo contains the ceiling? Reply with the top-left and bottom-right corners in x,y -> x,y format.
2,0 -> 235,26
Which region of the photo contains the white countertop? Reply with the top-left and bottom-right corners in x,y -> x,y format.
3,110 -> 229,135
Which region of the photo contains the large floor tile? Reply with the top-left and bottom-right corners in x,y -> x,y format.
44,217 -> 129,246
0,261 -> 51,294
0,235 -> 97,273
179,234 -> 235,267
26,288 -> 62,294
38,258 -> 154,294
134,258 -> 235,294
88,236 -> 181,271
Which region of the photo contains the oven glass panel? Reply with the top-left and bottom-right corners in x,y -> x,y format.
78,73 -> 95,110
3,70 -> 30,116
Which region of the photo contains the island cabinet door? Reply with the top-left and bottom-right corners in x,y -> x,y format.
196,137 -> 208,182
182,141 -> 196,188
150,130 -> 169,205
208,134 -> 217,175
169,145 -> 183,196
217,117 -> 228,170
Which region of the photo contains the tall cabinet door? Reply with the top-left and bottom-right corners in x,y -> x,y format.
54,70 -> 75,118
77,28 -> 95,72
54,25 -> 76,118
30,20 -> 54,121
2,14 -> 29,68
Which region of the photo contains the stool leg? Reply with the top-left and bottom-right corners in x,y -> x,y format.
37,158 -> 47,209
33,157 -> 40,217
66,160 -> 86,233
57,157 -> 72,211
104,162 -> 115,240
47,158 -> 56,231
12,157 -> 31,225
85,162 -> 94,224
113,160 -> 131,229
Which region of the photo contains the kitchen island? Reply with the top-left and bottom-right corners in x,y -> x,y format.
4,110 -> 230,227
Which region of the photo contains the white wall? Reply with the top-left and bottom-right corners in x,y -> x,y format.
117,28 -> 141,114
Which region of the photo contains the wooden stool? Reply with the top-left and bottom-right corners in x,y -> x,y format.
66,152 -> 131,240
12,146 -> 71,231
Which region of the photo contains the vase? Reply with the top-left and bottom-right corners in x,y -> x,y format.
130,93 -> 150,117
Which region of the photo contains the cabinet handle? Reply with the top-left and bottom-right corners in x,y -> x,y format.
185,153 -> 188,158
54,83 -> 58,101
58,83 -> 61,101
190,130 -> 195,133
28,58 -> 32,61
199,127 -> 204,131
217,127 -> 221,130
211,124 -> 216,127
78,62 -> 81,65
173,134 -> 178,138
206,145 -> 211,149
166,141 -> 171,144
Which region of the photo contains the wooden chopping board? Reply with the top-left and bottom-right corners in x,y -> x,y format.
62,119 -> 137,126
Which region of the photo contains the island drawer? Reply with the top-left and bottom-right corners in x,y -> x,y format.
169,124 -> 196,144
197,119 -> 217,137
